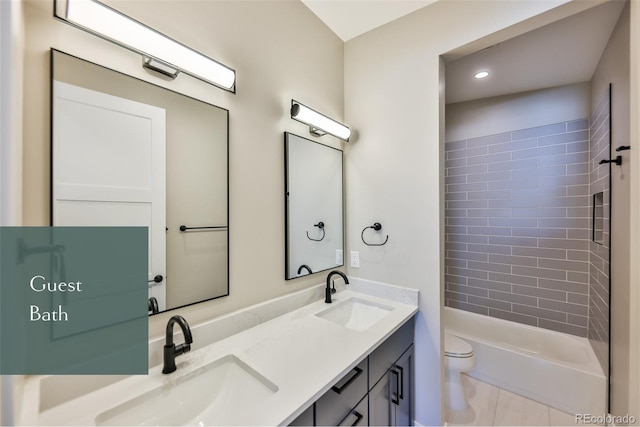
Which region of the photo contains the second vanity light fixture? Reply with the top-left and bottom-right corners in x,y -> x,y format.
290,100 -> 351,141
54,0 -> 236,92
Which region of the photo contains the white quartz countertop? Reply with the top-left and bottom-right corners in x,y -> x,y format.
30,286 -> 418,426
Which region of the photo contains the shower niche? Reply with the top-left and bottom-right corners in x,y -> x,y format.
592,192 -> 604,245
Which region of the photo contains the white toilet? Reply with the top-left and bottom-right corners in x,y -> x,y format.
444,332 -> 476,411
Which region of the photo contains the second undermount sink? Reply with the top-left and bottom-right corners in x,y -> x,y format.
95,355 -> 278,426
316,297 -> 393,331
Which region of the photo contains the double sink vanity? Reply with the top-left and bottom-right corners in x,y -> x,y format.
22,277 -> 418,426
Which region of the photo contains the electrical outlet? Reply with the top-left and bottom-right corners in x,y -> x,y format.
350,251 -> 360,268
336,249 -> 343,265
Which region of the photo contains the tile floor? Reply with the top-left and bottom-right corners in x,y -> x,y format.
446,375 -> 579,426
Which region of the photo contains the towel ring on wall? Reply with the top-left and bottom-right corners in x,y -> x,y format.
148,297 -> 159,314
361,222 -> 389,246
306,222 -> 325,241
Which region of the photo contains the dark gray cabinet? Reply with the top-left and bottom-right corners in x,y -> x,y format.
391,346 -> 413,426
369,345 -> 414,426
368,319 -> 414,427
369,369 -> 391,425
288,317 -> 415,426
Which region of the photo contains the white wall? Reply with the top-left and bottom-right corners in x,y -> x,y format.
21,0 -> 345,338
445,82 -> 590,142
343,1 -> 607,424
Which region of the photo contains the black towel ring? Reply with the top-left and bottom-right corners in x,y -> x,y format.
306,222 -> 325,241
361,222 -> 389,246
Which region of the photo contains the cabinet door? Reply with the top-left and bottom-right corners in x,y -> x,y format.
369,372 -> 391,426
391,346 -> 413,426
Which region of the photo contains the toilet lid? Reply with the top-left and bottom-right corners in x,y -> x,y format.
445,332 -> 473,357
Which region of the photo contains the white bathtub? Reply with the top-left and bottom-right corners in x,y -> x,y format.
444,307 -> 607,415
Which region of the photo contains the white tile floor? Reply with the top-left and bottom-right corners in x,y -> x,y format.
446,375 -> 578,426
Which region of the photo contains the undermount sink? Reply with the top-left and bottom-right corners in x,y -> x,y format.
95,355 -> 278,426
316,297 -> 393,331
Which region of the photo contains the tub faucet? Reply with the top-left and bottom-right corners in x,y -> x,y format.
325,270 -> 349,303
162,315 -> 193,374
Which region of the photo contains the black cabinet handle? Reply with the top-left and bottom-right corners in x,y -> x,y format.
331,366 -> 363,395
394,364 -> 404,400
345,411 -> 363,426
390,369 -> 400,405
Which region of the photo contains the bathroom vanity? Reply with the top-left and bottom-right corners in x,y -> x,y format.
291,319 -> 414,426
21,279 -> 418,426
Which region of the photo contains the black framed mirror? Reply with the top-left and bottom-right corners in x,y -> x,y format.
50,49 -> 229,315
285,132 -> 343,279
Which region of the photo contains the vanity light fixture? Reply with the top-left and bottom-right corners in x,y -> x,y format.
474,71 -> 489,79
54,0 -> 236,92
290,100 -> 351,142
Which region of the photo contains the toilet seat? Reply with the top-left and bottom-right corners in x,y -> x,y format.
445,332 -> 473,358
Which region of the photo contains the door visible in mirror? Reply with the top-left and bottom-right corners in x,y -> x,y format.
285,132 -> 344,279
51,50 -> 229,314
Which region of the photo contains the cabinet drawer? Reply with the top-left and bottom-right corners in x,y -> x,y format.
315,359 -> 368,426
368,318 -> 414,388
338,396 -> 368,427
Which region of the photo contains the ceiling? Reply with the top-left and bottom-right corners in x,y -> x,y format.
445,0 -> 626,104
300,0 -> 625,105
300,0 -> 437,42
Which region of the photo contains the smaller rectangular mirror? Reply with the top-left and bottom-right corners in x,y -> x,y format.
285,133 -> 343,279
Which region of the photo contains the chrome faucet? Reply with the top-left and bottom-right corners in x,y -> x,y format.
162,315 -> 193,374
325,270 -> 349,303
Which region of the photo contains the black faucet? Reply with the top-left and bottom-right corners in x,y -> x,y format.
325,270 -> 349,303
297,264 -> 312,275
162,315 -> 193,374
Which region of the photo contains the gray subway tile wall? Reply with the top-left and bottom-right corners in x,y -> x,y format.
588,88 -> 611,374
445,118 -> 592,337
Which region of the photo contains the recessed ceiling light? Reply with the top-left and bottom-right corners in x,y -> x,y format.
474,71 -> 489,79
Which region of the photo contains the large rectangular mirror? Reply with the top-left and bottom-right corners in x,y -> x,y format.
51,50 -> 229,314
285,132 -> 343,279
